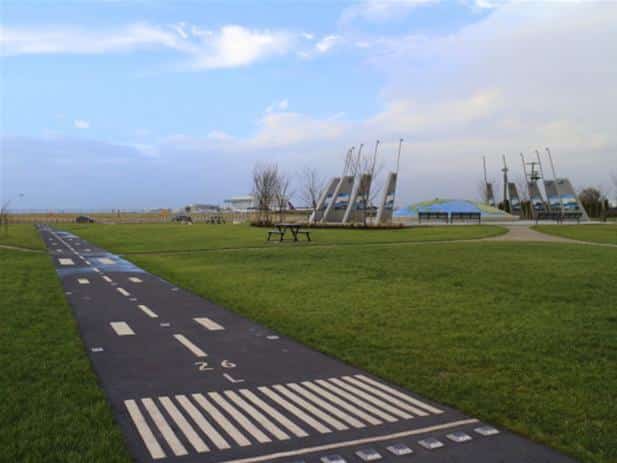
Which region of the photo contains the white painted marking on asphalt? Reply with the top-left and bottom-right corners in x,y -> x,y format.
110,321 -> 135,336
215,419 -> 479,463
98,257 -> 115,264
315,380 -> 397,423
239,389 -> 308,438
327,378 -> 412,420
142,398 -> 188,457
116,287 -> 130,296
129,277 -> 143,283
175,395 -> 231,450
84,260 -> 91,265
93,268 -> 101,273
258,386 -> 331,434
194,317 -> 224,331
124,399 -> 166,460
159,396 -> 209,453
302,381 -> 382,426
102,276 -> 113,283
59,258 -> 74,265
209,392 -> 271,444
65,291 -> 72,295
273,385 -> 347,431
77,278 -> 90,285
56,248 -> 63,253
171,287 -> 179,291
224,390 -> 290,441
138,304 -> 158,318
91,347 -> 104,352
174,334 -> 207,357
160,322 -> 171,327
286,383 -> 365,428
192,393 -> 251,447
129,297 -> 138,302
354,374 -> 443,414
84,248 -> 91,252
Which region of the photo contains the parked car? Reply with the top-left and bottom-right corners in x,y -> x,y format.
75,215 -> 95,223
172,215 -> 193,224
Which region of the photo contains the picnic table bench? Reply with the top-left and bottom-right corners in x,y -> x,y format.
418,212 -> 449,224
450,212 -> 481,224
267,223 -> 312,242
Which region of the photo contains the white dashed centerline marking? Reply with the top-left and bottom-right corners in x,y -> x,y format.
129,277 -> 143,283
102,276 -> 113,283
173,334 -> 207,358
59,258 -> 74,265
110,321 -> 135,336
194,317 -> 224,331
117,287 -> 131,297
138,304 -> 158,318
77,278 -> 90,285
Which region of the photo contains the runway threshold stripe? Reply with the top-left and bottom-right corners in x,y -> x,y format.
258,386 -> 331,434
328,378 -> 412,420
138,304 -> 158,318
110,322 -> 135,336
176,395 -> 231,450
354,374 -> 444,414
159,397 -> 209,453
210,392 -> 271,444
102,276 -> 113,283
216,419 -> 479,463
117,287 -> 130,296
301,381 -> 382,426
142,398 -> 188,457
194,317 -> 224,331
286,383 -> 365,428
192,394 -> 251,447
315,380 -> 398,423
124,400 -> 166,460
273,385 -> 347,431
174,334 -> 207,358
239,389 -> 308,438
224,390 -> 290,441
342,376 -> 428,416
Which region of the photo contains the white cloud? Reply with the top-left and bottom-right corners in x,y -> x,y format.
315,35 -> 341,53
0,23 -> 301,70
74,119 -> 90,129
341,0 -> 439,23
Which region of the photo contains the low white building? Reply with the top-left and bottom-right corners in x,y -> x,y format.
223,196 -> 256,212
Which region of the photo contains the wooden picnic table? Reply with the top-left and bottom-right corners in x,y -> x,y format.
267,223 -> 311,242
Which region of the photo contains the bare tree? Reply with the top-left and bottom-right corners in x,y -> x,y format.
611,170 -> 617,201
298,167 -> 324,220
252,163 -> 280,224
275,172 -> 292,223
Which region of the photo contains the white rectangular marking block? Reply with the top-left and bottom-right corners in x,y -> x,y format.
110,321 -> 135,336
98,257 -> 115,264
117,287 -> 131,296
194,317 -> 224,331
129,277 -> 143,283
138,304 -> 158,318
174,334 -> 207,358
124,400 -> 166,460
59,258 -> 74,265
77,278 -> 90,285
102,276 -> 113,283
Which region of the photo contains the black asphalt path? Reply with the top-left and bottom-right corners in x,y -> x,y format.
38,225 -> 577,463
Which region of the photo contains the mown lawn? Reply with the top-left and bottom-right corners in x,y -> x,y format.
129,242 -> 617,463
0,248 -> 132,463
61,222 -> 506,254
0,224 -> 45,250
534,224 -> 617,244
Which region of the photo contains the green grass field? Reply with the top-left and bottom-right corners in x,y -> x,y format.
0,248 -> 132,463
61,223 -> 506,253
2,223 -> 615,463
534,224 -> 617,244
0,224 -> 46,250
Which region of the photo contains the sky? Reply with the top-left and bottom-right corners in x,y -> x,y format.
1,0 -> 616,210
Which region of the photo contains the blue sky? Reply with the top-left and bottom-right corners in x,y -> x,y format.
2,1 -> 616,210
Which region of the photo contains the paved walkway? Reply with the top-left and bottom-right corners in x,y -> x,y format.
487,225 -> 617,248
37,224 -> 578,463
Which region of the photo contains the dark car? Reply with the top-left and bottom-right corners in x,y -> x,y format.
172,215 -> 193,223
75,215 -> 95,223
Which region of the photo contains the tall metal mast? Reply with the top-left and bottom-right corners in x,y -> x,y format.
501,155 -> 509,212
546,147 -> 558,179
535,150 -> 546,179
395,138 -> 403,175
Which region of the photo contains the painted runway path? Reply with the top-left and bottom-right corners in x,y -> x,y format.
38,225 -> 577,463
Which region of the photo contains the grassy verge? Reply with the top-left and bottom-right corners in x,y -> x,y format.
533,224 -> 617,244
61,223 -> 506,254
0,248 -> 132,463
0,224 -> 45,250
130,242 -> 617,463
